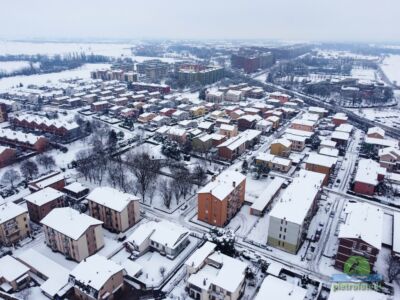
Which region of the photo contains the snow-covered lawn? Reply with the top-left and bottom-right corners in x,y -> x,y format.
226,204 -> 259,238
381,55 -> 400,85
0,60 -> 34,74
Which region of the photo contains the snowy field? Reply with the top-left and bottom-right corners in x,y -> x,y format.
349,105 -> 400,129
0,62 -> 110,90
0,60 -> 34,74
381,55 -> 400,85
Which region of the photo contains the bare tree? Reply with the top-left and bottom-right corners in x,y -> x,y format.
387,255 -> 400,283
20,160 -> 39,180
159,179 -> 173,209
192,165 -> 207,187
2,169 -> 21,188
175,167 -> 192,200
36,154 -> 56,170
126,152 -> 160,202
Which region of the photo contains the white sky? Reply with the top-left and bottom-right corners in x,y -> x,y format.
0,0 -> 399,42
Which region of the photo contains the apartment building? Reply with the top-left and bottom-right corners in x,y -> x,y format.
305,153 -> 337,186
0,202 -> 30,246
255,153 -> 292,173
219,124 -> 238,138
87,187 -> 140,233
185,242 -> 248,300
198,170 -> 246,227
24,187 -> 65,223
267,170 -> 325,254
270,138 -> 292,157
379,147 -> 400,172
353,159 -> 386,196
334,202 -> 383,273
283,134 -> 306,152
69,254 -> 124,300
41,207 -> 104,262
290,119 -> 316,132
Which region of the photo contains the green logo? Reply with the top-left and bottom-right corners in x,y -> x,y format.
343,256 -> 371,276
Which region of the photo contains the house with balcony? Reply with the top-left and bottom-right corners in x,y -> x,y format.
0,202 -> 30,246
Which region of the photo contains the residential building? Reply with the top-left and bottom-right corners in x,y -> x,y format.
267,170 -> 325,253
290,119 -> 316,132
0,146 -> 16,168
379,147 -> 400,172
198,170 -> 246,227
305,153 -> 337,185
177,64 -> 224,85
254,275 -> 307,300
0,202 -> 30,246
206,91 -> 224,103
283,134 -> 306,152
237,115 -> 260,131
0,255 -> 30,292
24,187 -> 65,223
367,127 -> 385,139
270,138 -> 292,157
185,242 -> 247,300
269,91 -> 291,103
63,182 -> 90,203
250,177 -> 285,216
0,129 -> 48,152
28,171 -> 65,192
353,159 -> 386,196
334,202 -> 383,273
41,207 -> 104,262
138,112 -> 156,123
255,153 -> 292,173
87,187 -> 140,233
69,254 -> 124,300
225,90 -> 243,102
332,113 -> 348,126
219,124 -> 238,138
126,220 -> 190,259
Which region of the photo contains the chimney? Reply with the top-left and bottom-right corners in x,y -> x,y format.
232,181 -> 236,188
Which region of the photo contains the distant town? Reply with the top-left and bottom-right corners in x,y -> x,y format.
0,40 -> 399,300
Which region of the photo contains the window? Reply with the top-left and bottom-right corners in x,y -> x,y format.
284,228 -> 287,233
280,227 -> 282,231
279,234 -> 281,238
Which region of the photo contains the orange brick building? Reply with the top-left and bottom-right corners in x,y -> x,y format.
197,171 -> 246,227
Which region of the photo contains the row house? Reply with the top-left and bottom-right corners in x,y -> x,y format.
41,207 -> 104,262
0,129 -> 48,152
28,171 -> 66,192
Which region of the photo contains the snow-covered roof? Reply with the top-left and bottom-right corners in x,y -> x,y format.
0,202 -> 27,224
121,260 -> 142,278
150,220 -> 190,250
251,178 -> 285,212
338,202 -> 383,249
354,159 -> 386,186
13,114 -> 79,131
24,187 -> 64,206
198,170 -> 246,201
188,251 -> 247,293
331,131 -> 350,141
70,254 -> 123,291
185,241 -> 216,270
378,147 -> 400,159
291,119 -> 316,127
220,124 -> 236,131
63,182 -> 88,194
319,147 -> 339,157
367,126 -> 385,137
272,138 -> 292,148
393,212 -> 400,254
86,187 -> 139,212
17,249 -> 69,297
269,170 -> 325,225
333,112 -> 348,120
309,106 -> 327,114
365,137 -> 398,148
256,153 -> 292,167
0,255 -> 29,282
285,128 -> 313,138
328,290 -> 388,300
306,153 -> 337,168
255,275 -> 307,300
0,128 -> 45,145
283,133 -> 307,143
29,172 -> 65,190
320,139 -> 337,148
41,207 -> 103,240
